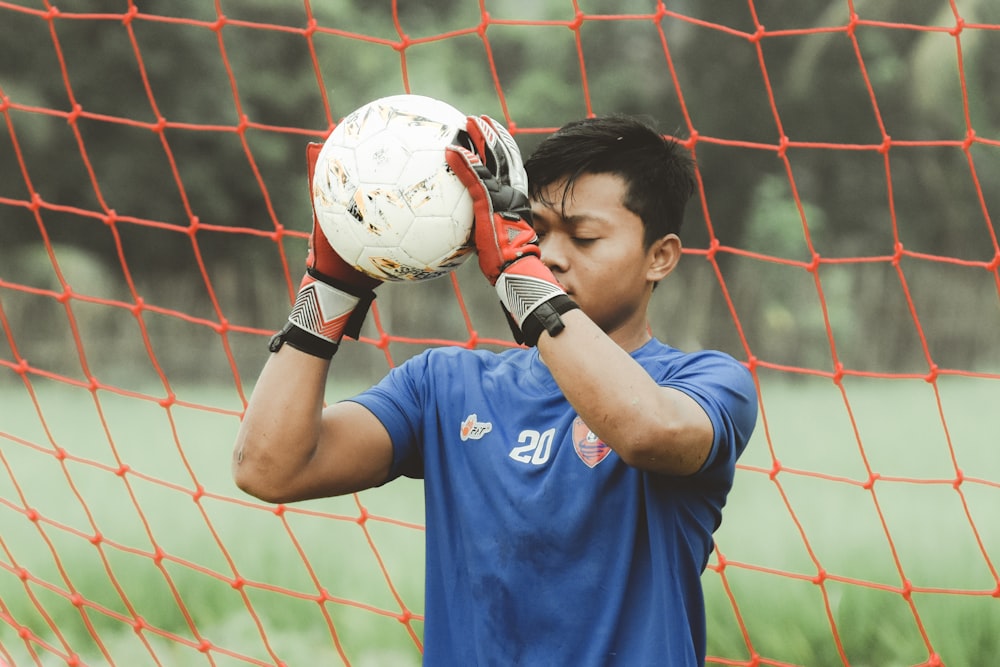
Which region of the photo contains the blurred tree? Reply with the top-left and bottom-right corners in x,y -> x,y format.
1,0 -> 995,372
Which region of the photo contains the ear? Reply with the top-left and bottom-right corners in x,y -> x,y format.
646,233 -> 682,283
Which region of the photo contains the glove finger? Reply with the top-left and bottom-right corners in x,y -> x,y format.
306,142 -> 382,290
476,116 -> 528,195
445,145 -> 494,194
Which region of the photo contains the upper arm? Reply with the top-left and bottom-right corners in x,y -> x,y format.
625,385 -> 715,476
641,357 -> 757,478
234,397 -> 395,505
296,400 -> 396,500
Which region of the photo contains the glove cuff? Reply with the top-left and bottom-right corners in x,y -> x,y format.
269,321 -> 340,359
495,263 -> 578,346
515,294 -> 580,346
269,276 -> 375,359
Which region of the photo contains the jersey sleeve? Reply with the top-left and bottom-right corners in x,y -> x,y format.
345,352 -> 431,481
661,351 -> 758,477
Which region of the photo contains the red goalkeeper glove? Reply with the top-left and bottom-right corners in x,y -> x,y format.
445,116 -> 578,346
268,143 -> 381,359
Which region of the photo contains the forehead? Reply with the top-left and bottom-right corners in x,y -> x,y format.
531,172 -> 632,224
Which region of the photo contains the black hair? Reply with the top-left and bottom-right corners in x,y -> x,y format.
524,115 -> 696,248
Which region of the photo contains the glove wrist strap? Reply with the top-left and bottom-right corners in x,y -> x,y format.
496,272 -> 566,323
495,271 -> 578,346
269,321 -> 339,359
269,278 -> 374,359
517,294 -> 580,346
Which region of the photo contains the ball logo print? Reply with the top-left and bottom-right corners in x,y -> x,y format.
311,94 -> 476,282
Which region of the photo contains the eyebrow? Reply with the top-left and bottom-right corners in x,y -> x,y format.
531,203 -> 613,230
561,212 -> 613,229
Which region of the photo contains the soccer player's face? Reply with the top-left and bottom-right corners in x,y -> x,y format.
530,173 -> 667,338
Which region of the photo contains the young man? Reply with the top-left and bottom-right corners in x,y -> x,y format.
233,114 -> 758,665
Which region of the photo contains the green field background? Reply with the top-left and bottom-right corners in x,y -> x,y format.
1,374 -> 998,666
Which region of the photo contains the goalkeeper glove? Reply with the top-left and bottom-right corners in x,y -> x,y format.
445,115 -> 578,346
268,142 -> 381,359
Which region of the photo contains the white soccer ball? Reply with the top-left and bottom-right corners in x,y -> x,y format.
311,94 -> 476,282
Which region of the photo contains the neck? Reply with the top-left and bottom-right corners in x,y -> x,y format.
606,320 -> 653,353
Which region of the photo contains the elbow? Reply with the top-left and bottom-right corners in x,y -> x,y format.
232,464 -> 279,504
233,469 -> 298,505
231,442 -> 293,505
615,423 -> 709,476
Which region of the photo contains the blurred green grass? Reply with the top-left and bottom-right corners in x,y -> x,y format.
1,373 -> 997,666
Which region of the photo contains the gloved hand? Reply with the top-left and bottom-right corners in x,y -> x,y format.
269,143 -> 381,359
445,116 -> 578,346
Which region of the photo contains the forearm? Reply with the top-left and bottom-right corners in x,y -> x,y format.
232,346 -> 330,501
537,310 -> 711,475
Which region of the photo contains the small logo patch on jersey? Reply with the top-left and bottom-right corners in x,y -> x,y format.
460,414 -> 492,441
573,417 -> 612,467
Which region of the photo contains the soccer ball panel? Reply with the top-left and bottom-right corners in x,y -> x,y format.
312,94 -> 476,282
353,133 -> 410,185
401,214 -> 474,265
398,150 -> 473,217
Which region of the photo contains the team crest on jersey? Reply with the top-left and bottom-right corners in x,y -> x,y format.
572,417 -> 611,467
460,414 -> 492,441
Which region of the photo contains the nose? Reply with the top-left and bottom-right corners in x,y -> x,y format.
538,233 -> 567,272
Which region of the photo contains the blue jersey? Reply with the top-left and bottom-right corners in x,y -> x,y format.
349,338 -> 757,666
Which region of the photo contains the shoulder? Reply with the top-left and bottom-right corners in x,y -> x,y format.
637,339 -> 753,386
404,344 -> 529,371
642,339 -> 758,442
382,345 -> 534,390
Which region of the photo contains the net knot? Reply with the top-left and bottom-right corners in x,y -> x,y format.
705,237 -> 720,261
863,472 -> 879,490
846,13 -> 859,36
777,135 -> 790,158
683,130 -> 699,151
122,5 -> 138,26
962,128 -> 976,150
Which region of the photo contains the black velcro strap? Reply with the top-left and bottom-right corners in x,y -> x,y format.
269,321 -> 339,359
517,295 -> 580,347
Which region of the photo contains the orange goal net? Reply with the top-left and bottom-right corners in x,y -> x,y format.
1,1 -> 998,665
